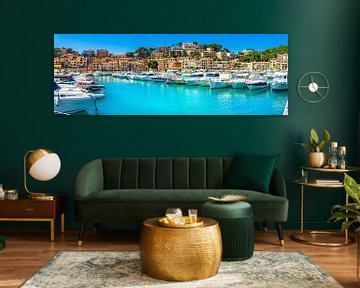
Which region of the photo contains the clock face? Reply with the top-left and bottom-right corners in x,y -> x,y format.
297,72 -> 329,103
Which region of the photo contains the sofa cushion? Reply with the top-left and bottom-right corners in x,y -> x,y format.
75,188 -> 288,222
223,153 -> 280,193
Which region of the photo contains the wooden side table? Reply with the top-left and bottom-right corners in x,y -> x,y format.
291,166 -> 359,246
0,195 -> 66,241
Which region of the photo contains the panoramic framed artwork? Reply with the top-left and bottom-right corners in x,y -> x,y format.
54,34 -> 288,116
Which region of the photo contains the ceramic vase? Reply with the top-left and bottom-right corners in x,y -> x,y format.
308,152 -> 328,168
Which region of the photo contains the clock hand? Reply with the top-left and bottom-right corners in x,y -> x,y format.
310,76 -> 314,84
316,90 -> 323,99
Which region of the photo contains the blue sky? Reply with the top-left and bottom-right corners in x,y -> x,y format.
54,34 -> 288,54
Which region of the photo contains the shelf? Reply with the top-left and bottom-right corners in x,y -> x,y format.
301,166 -> 360,173
294,179 -> 344,188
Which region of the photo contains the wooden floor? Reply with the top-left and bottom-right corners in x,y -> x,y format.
0,228 -> 358,288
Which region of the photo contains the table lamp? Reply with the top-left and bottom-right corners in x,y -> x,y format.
24,149 -> 61,199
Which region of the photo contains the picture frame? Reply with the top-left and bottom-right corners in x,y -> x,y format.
54,34 -> 288,116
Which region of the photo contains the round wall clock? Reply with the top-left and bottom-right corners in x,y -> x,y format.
297,72 -> 329,103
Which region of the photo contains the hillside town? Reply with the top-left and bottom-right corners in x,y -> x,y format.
54,42 -> 288,73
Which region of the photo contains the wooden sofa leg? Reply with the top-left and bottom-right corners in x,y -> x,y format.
262,222 -> 268,232
276,222 -> 285,246
78,222 -> 86,246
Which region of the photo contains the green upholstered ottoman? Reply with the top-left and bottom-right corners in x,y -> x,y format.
201,201 -> 254,261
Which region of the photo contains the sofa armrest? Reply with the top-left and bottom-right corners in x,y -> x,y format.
269,168 -> 287,198
75,159 -> 104,199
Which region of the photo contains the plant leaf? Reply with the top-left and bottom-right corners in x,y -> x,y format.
310,128 -> 319,144
308,137 -> 315,152
341,220 -> 358,234
344,173 -> 360,204
323,129 -> 330,144
329,211 -> 357,221
318,140 -> 325,152
295,142 -> 312,152
331,203 -> 360,215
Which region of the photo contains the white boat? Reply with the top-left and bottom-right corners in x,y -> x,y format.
209,73 -> 232,89
54,84 -> 104,114
57,80 -> 105,93
57,83 -> 83,90
134,73 -> 146,81
246,79 -> 269,90
151,73 -> 168,82
54,93 -> 93,114
165,73 -> 179,84
185,73 -> 204,86
200,72 -> 220,87
73,73 -> 95,82
270,72 -> 288,91
126,73 -> 137,80
112,73 -> 128,79
54,74 -> 76,84
246,74 -> 269,90
166,76 -> 177,84
80,83 -> 105,92
174,74 -> 190,85
141,72 -> 156,81
94,71 -> 112,77
231,73 -> 249,89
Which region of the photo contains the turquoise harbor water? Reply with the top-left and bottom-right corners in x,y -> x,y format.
93,76 -> 288,115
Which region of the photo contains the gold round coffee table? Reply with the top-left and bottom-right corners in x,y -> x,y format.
139,217 -> 222,281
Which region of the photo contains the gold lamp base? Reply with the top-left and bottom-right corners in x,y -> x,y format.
28,192 -> 55,200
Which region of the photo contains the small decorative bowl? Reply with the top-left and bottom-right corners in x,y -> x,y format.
208,194 -> 246,203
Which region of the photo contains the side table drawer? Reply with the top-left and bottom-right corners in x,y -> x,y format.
1,201 -> 55,218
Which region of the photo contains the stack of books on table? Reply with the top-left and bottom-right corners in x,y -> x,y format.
314,179 -> 342,185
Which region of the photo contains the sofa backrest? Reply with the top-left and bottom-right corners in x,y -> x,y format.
102,157 -> 233,189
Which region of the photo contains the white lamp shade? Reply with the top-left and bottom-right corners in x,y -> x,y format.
29,153 -> 61,181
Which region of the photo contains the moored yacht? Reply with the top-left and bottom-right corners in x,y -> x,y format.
54,83 -> 104,114
112,72 -> 129,79
200,72 -> 220,87
246,74 -> 269,90
141,72 -> 156,81
231,72 -> 249,89
209,73 -> 232,89
54,74 -> 76,85
73,73 -> 95,83
174,73 -> 190,85
165,75 -> 177,84
246,79 -> 269,90
270,72 -> 288,91
151,73 -> 168,82
185,72 -> 204,86
56,78 -> 105,93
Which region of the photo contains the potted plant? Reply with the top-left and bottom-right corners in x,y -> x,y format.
297,128 -> 330,167
329,173 -> 360,279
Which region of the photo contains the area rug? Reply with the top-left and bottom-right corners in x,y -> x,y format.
21,251 -> 342,288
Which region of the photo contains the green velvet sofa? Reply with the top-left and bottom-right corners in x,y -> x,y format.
74,157 -> 288,245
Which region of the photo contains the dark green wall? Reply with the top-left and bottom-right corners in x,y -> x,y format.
1,0 -> 359,230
